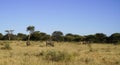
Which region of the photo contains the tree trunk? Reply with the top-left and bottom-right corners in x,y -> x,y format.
8,34 -> 10,40
26,34 -> 31,46
28,34 -> 31,41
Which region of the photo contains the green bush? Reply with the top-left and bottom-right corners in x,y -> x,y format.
42,50 -> 73,62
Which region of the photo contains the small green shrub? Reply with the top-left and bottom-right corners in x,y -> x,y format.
42,50 -> 73,62
1,43 -> 12,50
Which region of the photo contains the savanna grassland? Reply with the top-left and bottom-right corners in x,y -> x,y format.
0,41 -> 120,65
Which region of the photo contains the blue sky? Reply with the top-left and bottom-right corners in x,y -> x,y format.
0,0 -> 120,36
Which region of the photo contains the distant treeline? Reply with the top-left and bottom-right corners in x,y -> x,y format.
0,26 -> 120,44
0,31 -> 120,44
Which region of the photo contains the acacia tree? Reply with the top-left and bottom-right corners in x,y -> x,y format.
17,33 -> 27,40
26,26 -> 35,46
85,35 -> 96,43
30,31 -> 41,41
109,33 -> 120,44
5,30 -> 14,40
52,31 -> 64,42
94,33 -> 107,43
64,33 -> 74,42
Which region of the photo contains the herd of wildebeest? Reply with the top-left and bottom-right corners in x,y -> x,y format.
25,39 -> 119,47
26,40 -> 55,47
25,40 -> 93,47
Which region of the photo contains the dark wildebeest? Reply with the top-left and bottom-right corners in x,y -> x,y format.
46,40 -> 54,47
26,41 -> 30,46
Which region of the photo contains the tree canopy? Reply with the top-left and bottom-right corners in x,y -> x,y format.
0,26 -> 120,44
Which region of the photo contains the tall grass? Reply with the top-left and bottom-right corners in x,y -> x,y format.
0,41 -> 120,65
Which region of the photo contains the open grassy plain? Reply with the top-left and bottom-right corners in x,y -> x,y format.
0,41 -> 120,65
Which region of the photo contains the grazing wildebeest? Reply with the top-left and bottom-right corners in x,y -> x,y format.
26,41 -> 30,46
79,41 -> 84,44
46,40 -> 54,47
79,41 -> 90,45
79,41 -> 87,44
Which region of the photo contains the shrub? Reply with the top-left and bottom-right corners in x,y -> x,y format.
1,43 -> 12,50
42,50 -> 73,62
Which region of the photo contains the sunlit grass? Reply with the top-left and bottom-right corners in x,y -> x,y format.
0,41 -> 120,65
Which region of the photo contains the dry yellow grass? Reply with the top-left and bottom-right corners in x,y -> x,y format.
0,41 -> 120,65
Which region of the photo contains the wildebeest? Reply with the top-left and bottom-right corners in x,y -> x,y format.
46,40 -> 54,47
79,41 -> 91,44
26,41 -> 30,46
